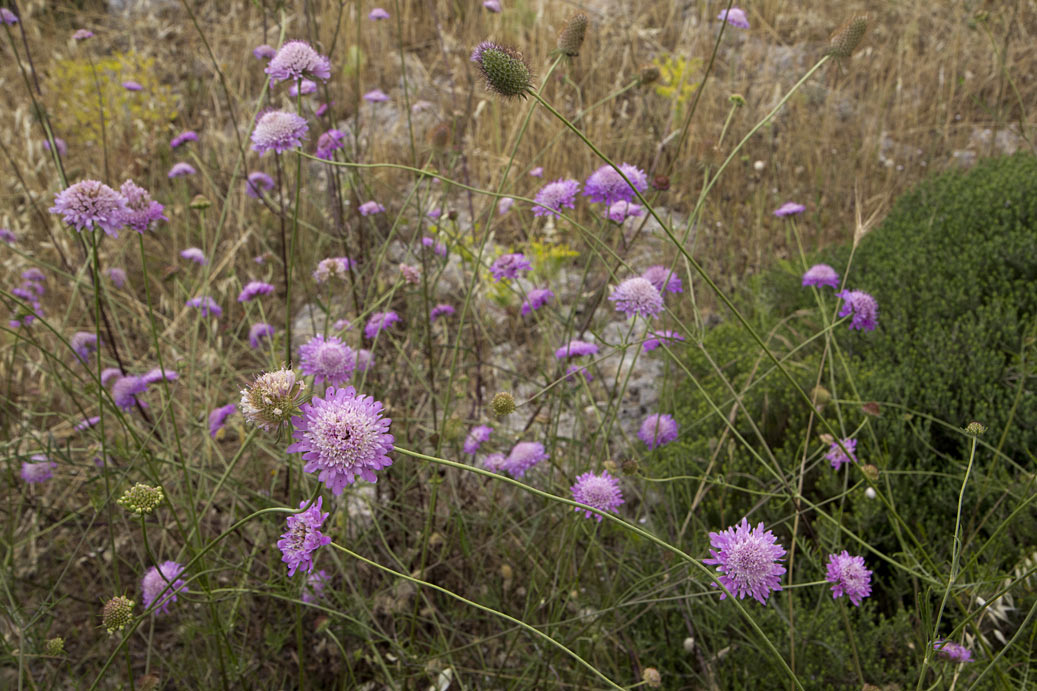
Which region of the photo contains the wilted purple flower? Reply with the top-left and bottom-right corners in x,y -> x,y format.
718,7 -> 750,29
639,413 -> 678,449
75,416 -> 101,431
504,441 -> 548,478
208,403 -> 236,438
107,267 -> 127,287
21,455 -> 56,483
642,330 -> 685,352
363,89 -> 389,103
290,79 -> 317,97
313,256 -> 354,283
72,28 -> 94,40
802,264 -> 840,289
43,138 -> 67,156
430,304 -> 455,322
253,44 -> 276,60
369,8 -> 390,20
571,471 -> 624,522
246,171 -> 275,199
606,200 -> 644,223
302,569 -> 329,603
704,518 -> 786,604
120,180 -> 167,232
299,335 -> 356,385
483,0 -> 501,12
364,311 -> 400,339
532,178 -> 580,218
0,228 -> 15,244
482,452 -> 507,473
490,252 -> 532,282
463,425 -> 493,455
521,288 -> 554,316
315,128 -> 344,160
100,367 -> 123,386
185,296 -> 222,318
141,561 -> 187,614
278,497 -> 332,576
583,163 -> 648,205
933,640 -> 973,664
142,368 -> 177,385
529,167 -> 544,178
826,438 -> 858,470
238,281 -> 275,302
825,551 -> 872,606
71,331 -> 99,362
122,80 -> 143,91
167,162 -> 196,178
837,290 -> 878,332
358,201 -> 385,216
49,180 -> 130,237
498,197 -> 514,215
0,8 -> 17,25
112,375 -> 148,410
287,386 -> 394,493
266,40 -> 331,83
248,322 -> 275,348
609,277 -> 664,319
180,247 -> 207,265
555,339 -> 598,359
251,110 -> 309,155
642,265 -> 682,294
774,201 -> 805,217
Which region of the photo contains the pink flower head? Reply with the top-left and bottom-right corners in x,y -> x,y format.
253,44 -> 276,60
71,331 -> 99,362
251,110 -> 309,155
641,265 -> 682,294
532,178 -> 580,218
122,80 -> 143,91
180,247 -> 207,265
141,561 -> 188,614
609,277 -> 664,319
369,8 -> 390,20
120,180 -> 167,232
638,413 -> 678,449
43,138 -> 67,156
825,438 -> 858,470
278,497 -> 332,576
1,8 -> 18,24
429,303 -> 455,322
248,322 -> 275,348
49,180 -> 129,237
315,128 -> 345,160
521,287 -> 554,316
358,201 -> 385,216
482,452 -> 507,473
0,228 -> 16,244
504,441 -> 548,478
825,551 -> 872,606
529,166 -> 544,178
167,162 -> 196,178
774,201 -> 805,217
498,197 -> 514,215
483,0 -> 501,12
489,252 -> 532,282
185,295 -> 221,318
718,7 -> 750,29
302,569 -> 329,603
107,267 -> 127,287
642,330 -> 685,352
238,281 -> 275,302
933,640 -> 973,664
606,200 -> 644,223
21,455 -> 56,483
208,403 -> 237,438
170,130 -> 198,149
112,375 -> 148,410
313,256 -> 355,283
265,40 -> 331,82
570,471 -> 624,522
583,163 -> 648,205
363,89 -> 390,103
246,171 -> 275,199
299,334 -> 356,385
72,29 -> 94,40
290,79 -> 318,97
836,290 -> 878,332
463,425 -> 493,455
802,263 -> 840,289
703,518 -> 786,604
75,416 -> 101,432
555,340 -> 598,359
399,263 -> 421,284
364,311 -> 400,339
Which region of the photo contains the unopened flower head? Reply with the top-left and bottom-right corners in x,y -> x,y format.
279,497 -> 332,576
504,441 -> 548,478
521,287 -> 554,316
265,40 -> 331,82
102,595 -> 135,634
470,41 -> 533,99
240,367 -> 305,432
827,14 -> 869,59
532,178 -> 580,217
642,265 -> 682,294
463,425 -> 493,455
208,403 -> 237,438
299,335 -> 356,385
825,551 -> 872,606
489,252 -> 532,282
570,471 -> 624,522
703,517 -> 786,604
718,7 -> 749,29
642,668 -> 662,689
491,391 -> 516,417
119,180 -> 167,232
638,413 -> 678,449
251,110 -> 309,156
45,636 -> 64,655
826,437 -> 858,470
965,421 -> 987,436
49,180 -> 129,237
364,311 -> 400,339
609,277 -> 664,319
141,561 -> 187,615
836,290 -> 878,331
558,13 -> 588,57
583,163 -> 648,205
802,264 -> 840,289
248,322 -> 275,349
118,483 -> 164,515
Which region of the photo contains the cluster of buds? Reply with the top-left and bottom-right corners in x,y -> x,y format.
117,483 -> 164,515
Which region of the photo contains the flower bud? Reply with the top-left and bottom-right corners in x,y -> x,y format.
117,483 -> 164,515
651,174 -> 670,191
189,194 -> 211,210
964,421 -> 986,436
45,637 -> 64,656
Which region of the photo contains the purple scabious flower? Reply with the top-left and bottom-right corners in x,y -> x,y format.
704,518 -> 786,604
430,303 -> 455,322
427,208 -> 442,220
606,200 -> 644,223
248,322 -> 275,348
287,386 -> 394,493
316,103 -> 331,118
354,349 -> 373,373
315,128 -> 345,160
313,256 -> 355,283
837,290 -> 878,332
521,287 -> 554,316
246,171 -> 275,199
555,340 -> 598,359
933,640 -> 973,663
825,551 -> 872,606
142,368 -> 177,385
21,456 -> 56,483
826,438 -> 858,470
571,471 -> 624,522
369,8 -> 390,20
802,264 -> 840,289
299,334 -> 356,385
112,375 -> 148,410
565,364 -> 592,383
1,8 -> 18,24
49,180 -> 130,237
170,130 -> 198,149
180,247 -> 207,265
482,452 -> 507,473
266,40 -> 331,83
583,163 -> 648,205
167,162 -> 196,178
363,89 -> 390,103
364,311 -> 400,339
72,28 -> 94,40
532,178 -> 580,217
639,413 -> 679,449
498,197 -> 514,215
643,330 -> 685,352
0,228 -> 15,244
504,441 -> 549,478
71,331 -> 98,362
421,236 -> 448,257
43,138 -> 67,156
358,201 -> 385,216
290,79 -> 317,97
141,561 -> 187,614
208,403 -> 236,438
302,569 -> 329,603
75,416 -> 101,431
119,180 -> 167,233
529,167 -> 544,178
642,265 -> 682,294
251,110 -> 309,156
333,318 -> 351,331
278,497 -> 333,576
253,44 -> 276,60
483,0 -> 501,12
464,425 -> 494,455
100,367 -> 123,386
490,253 -> 532,282
122,80 -> 143,91
238,281 -> 275,302
185,296 -> 222,318
22,268 -> 45,282
774,201 -> 805,217
107,267 -> 127,287
609,277 -> 664,319
718,7 -> 750,29
399,263 -> 421,284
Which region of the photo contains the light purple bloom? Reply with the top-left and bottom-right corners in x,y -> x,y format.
43,138 -> 67,156
718,7 -> 750,29
287,386 -> 395,493
430,303 -> 455,322
49,180 -> 129,237
21,455 -> 56,483
75,416 -> 101,431
837,290 -> 878,331
609,277 -> 664,319
72,28 -> 94,40
302,569 -> 329,603
71,331 -> 98,362
112,375 -> 148,410
426,208 -> 442,220
107,267 -> 127,287
555,340 -> 598,359
529,166 -> 543,178
22,268 -> 44,282
643,330 -> 685,352
315,101 -> 332,117
253,44 -> 276,60
364,311 -> 400,339
606,200 -> 644,223
826,438 -> 858,470
120,180 -> 167,232
521,288 -> 554,316
141,368 -> 177,385
141,561 -> 187,614
208,403 -> 237,438
251,110 -> 309,156
167,162 -> 196,178
774,201 -> 805,217
122,80 -> 143,91
463,425 -> 493,455
238,281 -> 275,302
315,128 -> 345,160
363,89 -> 389,103
583,163 -> 648,205
0,8 -> 17,24
358,201 -> 385,216
265,40 -> 331,83
399,263 -> 420,284
504,441 -> 548,478
482,0 -> 501,12
0,228 -> 15,244
489,252 -> 532,282
180,247 -> 207,265
278,497 -> 332,576
299,334 -> 356,385
532,178 -> 580,217
565,364 -> 592,383
354,349 -> 373,373
246,171 -> 275,199
482,452 -> 507,473
802,264 -> 840,289
248,322 -> 275,348
642,265 -> 682,294
100,368 -> 123,386
369,8 -> 390,20
571,471 -> 624,522
703,518 -> 786,604
170,130 -> 198,149
825,551 -> 872,606
933,640 -> 973,664
421,236 -> 447,257
498,197 -> 514,215
333,318 -> 351,331
290,79 -> 317,97
185,295 -> 221,318
639,413 -> 678,449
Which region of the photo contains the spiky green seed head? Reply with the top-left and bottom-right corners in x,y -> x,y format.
964,421 -> 986,436
471,42 -> 533,99
558,13 -> 588,57
102,596 -> 135,634
117,483 -> 164,515
491,391 -> 515,417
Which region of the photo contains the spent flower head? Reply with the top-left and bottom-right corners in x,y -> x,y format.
102,596 -> 135,634
470,41 -> 533,99
240,367 -> 305,432
557,13 -> 588,57
491,392 -> 515,417
827,14 -> 869,59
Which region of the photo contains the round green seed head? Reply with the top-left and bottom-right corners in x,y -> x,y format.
102,596 -> 135,634
491,391 -> 516,417
471,42 -> 533,99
